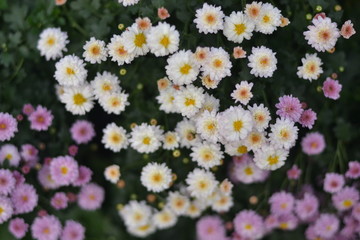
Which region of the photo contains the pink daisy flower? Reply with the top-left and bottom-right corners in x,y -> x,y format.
345,161 -> 360,179
269,191 -> 295,216
196,216 -> 227,240
61,220 -> 85,240
313,213 -> 339,239
322,77 -> 342,100
233,47 -> 247,59
305,225 -> 322,240
301,132 -> 325,155
11,183 -> 38,214
68,145 -> 78,156
28,105 -> 54,131
0,144 -> 21,167
31,215 -> 62,240
22,104 -> 35,116
341,20 -> 356,39
295,193 -> 319,221
264,214 -> 279,232
50,156 -> 79,186
135,17 -> 152,31
20,144 -> 39,162
77,183 -> 104,210
51,192 -> 68,210
72,166 -> 92,187
352,203 -> 360,221
233,210 -> 265,239
12,171 -> 25,186
299,109 -> 317,129
231,81 -> 253,105
0,112 -> 18,141
37,165 -> 60,189
9,218 -> 29,239
287,165 -> 302,180
158,7 -> 170,20
277,214 -> 298,230
0,169 -> 15,195
332,187 -> 359,211
275,95 -> 303,122
0,196 -> 13,224
323,173 -> 345,193
70,120 -> 95,144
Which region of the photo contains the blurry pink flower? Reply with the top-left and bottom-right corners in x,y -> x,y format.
345,161 -> 360,179
9,218 -> 29,239
72,166 -> 92,187
322,78 -> 342,100
287,165 -> 301,180
352,203 -> 360,221
275,95 -> 303,122
51,192 -> 68,210
313,214 -> 339,239
269,191 -> 295,216
20,144 -> 39,162
55,0 -> 67,6
332,187 -> 359,211
70,120 -> 95,145
0,112 -> 18,141
22,104 -> 35,116
77,183 -> 104,210
68,145 -> 78,157
233,47 -> 247,59
28,105 -> 53,131
323,173 -> 344,193
313,12 -> 326,20
277,214 -> 298,230
135,17 -> 152,31
61,220 -> 85,240
299,109 -> 317,129
233,210 -> 265,239
158,7 -> 170,20
31,215 -> 62,240
11,183 -> 38,214
197,216 -> 227,240
341,20 -> 356,39
295,193 -> 319,221
301,132 -> 325,155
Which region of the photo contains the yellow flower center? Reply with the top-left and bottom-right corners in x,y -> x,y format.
259,56 -> 270,67
142,136 -> 151,145
102,83 -> 112,91
117,46 -> 127,56
134,33 -> 146,47
0,207 -> 4,215
280,129 -> 290,140
343,199 -> 353,208
198,180 -> 208,190
233,120 -> 243,132
61,166 -> 68,175
237,145 -> 248,154
160,35 -> 170,48
90,45 -> 100,55
66,67 -> 75,75
111,98 -> 121,107
267,155 -> 279,165
206,122 -> 216,131
185,98 -> 196,106
0,123 -> 6,129
234,23 -> 247,35
138,224 -> 150,231
111,133 -> 122,143
201,150 -> 214,162
245,224 -> 253,230
244,167 -> 253,175
279,222 -> 288,230
43,227 -> 50,234
151,173 -> 163,183
180,64 -> 192,75
213,59 -> 223,68
205,14 -> 216,24
73,93 -> 87,105
263,15 -> 270,23
47,37 -> 55,46
166,135 -> 175,144
306,62 -> 316,73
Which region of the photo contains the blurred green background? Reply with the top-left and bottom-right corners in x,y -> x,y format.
0,0 -> 359,239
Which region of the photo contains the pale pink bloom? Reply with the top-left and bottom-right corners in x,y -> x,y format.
55,0 -> 67,6
287,165 -> 301,180
158,7 -> 170,20
323,173 -> 344,193
345,161 -> 360,179
135,17 -> 152,31
341,20 -> 356,39
9,218 -> 29,239
322,77 -> 342,100
233,47 -> 246,59
301,132 -> 325,155
299,109 -> 317,129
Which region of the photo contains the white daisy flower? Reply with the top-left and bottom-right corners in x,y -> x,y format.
195,110 -> 220,143
129,123 -> 163,153
122,24 -> 149,57
245,1 -> 262,21
194,3 -> 224,34
185,200 -> 205,218
219,179 -> 233,196
163,131 -> 180,150
224,141 -> 249,156
231,81 -> 254,105
55,84 -> 66,103
0,144 -> 20,167
304,16 -> 340,52
202,47 -> 232,81
200,74 -> 220,89
248,103 -> 271,131
99,91 -> 129,115
147,22 -> 180,57
186,168 -> 218,198
127,223 -> 155,238
102,123 -> 129,152
54,55 -> 87,86
62,84 -> 94,115
90,71 -> 121,100
211,192 -> 234,212
107,34 -> 136,65
191,142 -> 223,169
82,37 -> 107,64
156,87 -> 179,114
37,28 -> 69,61
141,162 -> 172,193
174,85 -> 205,118
199,93 -> 220,114
175,119 -> 200,148
253,145 -> 289,170
269,118 -> 298,150
297,53 -> 323,81
223,11 -> 255,43
165,50 -> 200,85
218,106 -> 253,142
255,3 -> 282,34
244,130 -> 266,151
153,208 -> 178,229
104,164 -> 121,183
166,191 -> 190,216
120,200 -> 152,228
118,0 -> 140,7
248,46 -> 277,78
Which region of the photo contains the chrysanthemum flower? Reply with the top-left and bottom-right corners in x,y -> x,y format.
122,24 -> 149,57
28,105 -> 53,131
323,173 -> 345,193
166,191 -> 190,215
341,20 -> 356,39
191,142 -> 223,169
299,109 -> 317,129
248,46 -> 277,78
129,123 -> 163,153
54,55 -> 87,86
175,119 -> 200,148
195,110 -> 220,143
277,214 -> 298,231
234,210 -> 265,239
301,132 -> 325,155
0,112 -> 18,142
82,37 -> 107,64
51,192 -> 68,210
196,216 -> 227,240
70,120 -> 95,144
0,196 -> 13,224
11,183 -> 38,214
322,77 -> 342,100
254,145 -> 289,170
104,164 -> 121,184
120,200 -> 152,227
102,123 -> 129,153
194,3 -> 224,34
211,192 -> 233,212
61,220 -> 85,240
9,218 -> 29,239
233,46 -> 247,59
107,35 -> 136,65
156,87 -> 178,114
269,191 -> 295,216
78,183 -> 104,210
158,7 -> 170,20
20,144 -> 39,162
162,131 -> 180,150
49,155 -> 79,186
345,161 -> 360,179
140,162 -> 172,192
153,208 -> 177,230
0,169 -> 15,195
37,28 -> 69,60
0,144 -> 21,167
117,0 -> 140,7
269,118 -> 299,150
98,91 -> 129,115
313,214 -> 339,239
286,165 -> 302,180
166,50 -> 200,85
135,17 -> 152,31
295,193 -> 319,221
31,215 -> 62,240
147,22 -> 179,57
255,3 -> 282,34
186,168 -> 217,198
297,53 -> 323,81
202,47 -> 232,81
248,103 -> 271,131
90,71 -> 120,100
72,165 -> 92,187
224,11 -> 255,43
37,165 -> 60,189
231,81 -> 253,105
62,84 -> 94,115
174,85 -> 205,118
245,1 -> 262,21
332,187 -> 359,211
